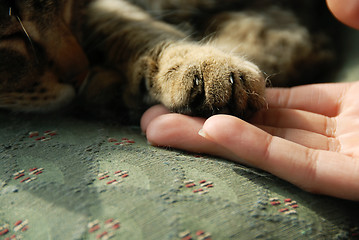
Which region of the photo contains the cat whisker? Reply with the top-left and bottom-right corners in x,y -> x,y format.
15,15 -> 39,64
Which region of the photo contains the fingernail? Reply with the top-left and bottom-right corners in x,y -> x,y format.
198,129 -> 207,138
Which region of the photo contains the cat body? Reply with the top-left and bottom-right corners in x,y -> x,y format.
0,0 -> 338,120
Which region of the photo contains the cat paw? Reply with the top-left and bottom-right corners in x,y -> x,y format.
144,44 -> 267,118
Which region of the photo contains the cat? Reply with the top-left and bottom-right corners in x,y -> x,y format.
0,0 -> 339,121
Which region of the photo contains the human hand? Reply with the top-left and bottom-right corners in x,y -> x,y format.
141,82 -> 359,200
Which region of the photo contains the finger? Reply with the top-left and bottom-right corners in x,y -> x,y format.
144,113 -> 241,163
257,125 -> 340,151
250,108 -> 337,137
200,115 -> 359,200
141,104 -> 170,134
326,0 -> 359,30
265,83 -> 352,117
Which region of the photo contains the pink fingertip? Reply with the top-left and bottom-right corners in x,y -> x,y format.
140,105 -> 170,134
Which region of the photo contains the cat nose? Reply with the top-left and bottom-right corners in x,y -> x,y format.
52,30 -> 89,87
33,21 -> 90,90
57,48 -> 89,91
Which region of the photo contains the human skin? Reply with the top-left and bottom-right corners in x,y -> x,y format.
326,0 -> 359,29
141,82 -> 359,200
141,1 -> 359,201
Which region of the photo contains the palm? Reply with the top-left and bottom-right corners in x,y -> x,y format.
251,82 -> 359,157
141,82 -> 359,200
335,82 -> 359,157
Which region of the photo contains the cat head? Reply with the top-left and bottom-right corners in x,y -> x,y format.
0,0 -> 88,111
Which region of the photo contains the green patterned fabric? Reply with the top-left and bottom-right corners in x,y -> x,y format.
1,113 -> 358,240
0,26 -> 358,240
